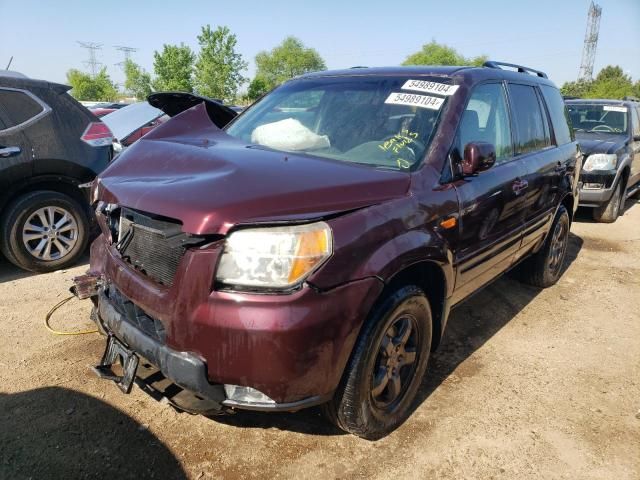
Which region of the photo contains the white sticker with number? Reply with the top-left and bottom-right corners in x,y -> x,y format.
402,79 -> 459,96
384,92 -> 444,110
603,105 -> 627,113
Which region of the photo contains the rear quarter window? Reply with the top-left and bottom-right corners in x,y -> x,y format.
540,85 -> 573,145
0,89 -> 45,128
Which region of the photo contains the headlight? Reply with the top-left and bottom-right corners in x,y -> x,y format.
583,154 -> 617,172
216,222 -> 332,289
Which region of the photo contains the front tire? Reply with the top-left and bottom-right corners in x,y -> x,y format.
323,285 -> 432,440
519,205 -> 570,288
0,191 -> 89,272
593,180 -> 623,223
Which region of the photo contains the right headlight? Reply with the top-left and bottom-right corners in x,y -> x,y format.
583,153 -> 617,172
216,221 -> 332,290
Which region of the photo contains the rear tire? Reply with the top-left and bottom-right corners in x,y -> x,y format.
0,191 -> 89,272
323,285 -> 432,440
518,205 -> 570,288
592,181 -> 623,223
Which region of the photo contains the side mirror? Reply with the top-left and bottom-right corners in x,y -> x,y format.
633,134 -> 640,142
462,142 -> 496,175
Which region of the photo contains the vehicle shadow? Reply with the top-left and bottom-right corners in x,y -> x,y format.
0,387 -> 187,479
210,234 -> 583,437
0,252 -> 89,285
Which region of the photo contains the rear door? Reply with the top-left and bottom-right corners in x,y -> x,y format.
451,82 -> 527,302
507,83 -> 572,257
0,88 -> 44,197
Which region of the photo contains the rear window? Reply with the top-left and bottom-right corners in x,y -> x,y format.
508,84 -> 550,155
0,89 -> 45,128
540,85 -> 573,145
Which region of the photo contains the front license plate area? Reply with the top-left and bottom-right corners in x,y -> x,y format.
92,334 -> 139,393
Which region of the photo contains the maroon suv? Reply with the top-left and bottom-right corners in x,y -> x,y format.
76,62 -> 580,439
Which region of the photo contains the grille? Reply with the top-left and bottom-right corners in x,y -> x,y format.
112,208 -> 196,287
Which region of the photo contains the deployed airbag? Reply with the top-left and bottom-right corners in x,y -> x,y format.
251,118 -> 330,151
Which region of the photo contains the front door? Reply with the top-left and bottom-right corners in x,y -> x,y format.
450,82 -> 526,303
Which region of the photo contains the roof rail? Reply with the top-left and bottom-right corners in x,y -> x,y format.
623,95 -> 639,102
483,61 -> 548,79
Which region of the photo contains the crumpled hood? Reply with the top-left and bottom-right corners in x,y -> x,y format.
96,103 -> 410,235
575,132 -> 626,156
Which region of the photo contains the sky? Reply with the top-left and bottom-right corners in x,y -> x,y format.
1,0 -> 639,90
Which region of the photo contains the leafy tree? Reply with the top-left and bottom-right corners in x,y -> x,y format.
153,43 -> 195,92
66,67 -> 118,101
403,41 -> 486,66
123,59 -> 152,100
247,75 -> 269,100
193,25 -> 247,101
254,37 -> 326,92
560,65 -> 637,99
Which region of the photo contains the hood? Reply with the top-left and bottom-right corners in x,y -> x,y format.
101,102 -> 164,142
147,92 -> 237,128
95,103 -> 410,235
575,131 -> 626,156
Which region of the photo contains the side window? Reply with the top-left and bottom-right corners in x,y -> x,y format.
632,107 -> 640,138
455,83 -> 513,164
508,84 -> 550,155
540,85 -> 572,145
0,89 -> 44,128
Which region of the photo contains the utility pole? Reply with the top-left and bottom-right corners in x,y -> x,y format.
77,41 -> 103,77
578,1 -> 602,81
114,45 -> 138,70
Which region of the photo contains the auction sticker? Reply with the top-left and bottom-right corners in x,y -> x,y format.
385,92 -> 444,110
603,105 -> 627,113
402,79 -> 459,96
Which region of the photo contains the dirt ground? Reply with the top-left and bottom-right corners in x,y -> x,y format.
1,200 -> 639,480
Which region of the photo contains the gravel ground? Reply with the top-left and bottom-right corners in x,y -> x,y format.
1,201 -> 639,479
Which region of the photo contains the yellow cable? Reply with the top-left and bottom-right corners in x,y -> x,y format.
45,295 -> 98,336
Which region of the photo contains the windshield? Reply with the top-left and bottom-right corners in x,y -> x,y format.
226,76 -> 453,170
566,103 -> 629,135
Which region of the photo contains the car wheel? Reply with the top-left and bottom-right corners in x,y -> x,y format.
0,191 -> 89,272
323,285 -> 432,440
592,180 -> 623,223
519,205 -> 570,288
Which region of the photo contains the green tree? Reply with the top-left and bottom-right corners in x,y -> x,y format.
66,67 -> 118,101
152,43 -> 195,92
193,25 -> 247,101
403,41 -> 486,66
585,66 -> 635,99
560,65 -> 636,99
254,36 -> 326,91
560,79 -> 593,98
247,75 -> 269,100
123,59 -> 152,100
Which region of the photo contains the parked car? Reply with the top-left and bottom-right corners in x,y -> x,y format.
75,62 -> 580,439
0,71 -> 113,272
566,97 -> 640,222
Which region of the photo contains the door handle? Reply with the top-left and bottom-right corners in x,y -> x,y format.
512,178 -> 529,194
0,146 -> 21,158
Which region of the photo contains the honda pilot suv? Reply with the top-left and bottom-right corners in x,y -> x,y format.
566,98 -> 640,222
0,71 -> 112,271
77,62 -> 580,439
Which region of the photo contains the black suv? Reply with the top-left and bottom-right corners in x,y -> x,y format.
0,71 -> 112,271
566,98 -> 640,222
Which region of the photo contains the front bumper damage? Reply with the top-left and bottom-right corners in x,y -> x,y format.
73,239 -> 384,414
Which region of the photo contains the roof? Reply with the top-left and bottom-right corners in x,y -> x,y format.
565,98 -> 638,106
0,70 -> 28,79
295,64 -> 556,86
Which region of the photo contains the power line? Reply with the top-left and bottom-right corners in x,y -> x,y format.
578,1 -> 602,81
77,41 -> 103,77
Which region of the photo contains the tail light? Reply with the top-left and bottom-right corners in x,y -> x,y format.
81,122 -> 113,147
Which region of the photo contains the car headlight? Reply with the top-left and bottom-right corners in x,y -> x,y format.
216,222 -> 332,289
583,154 -> 617,172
